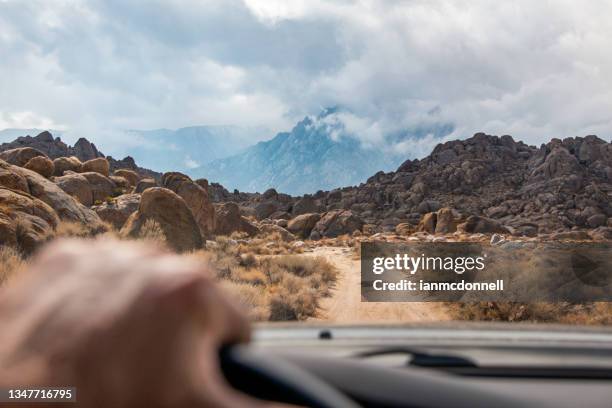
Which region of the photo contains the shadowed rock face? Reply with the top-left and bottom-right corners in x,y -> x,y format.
120,187 -> 203,252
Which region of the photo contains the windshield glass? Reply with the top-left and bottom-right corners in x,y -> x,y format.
0,1 -> 610,331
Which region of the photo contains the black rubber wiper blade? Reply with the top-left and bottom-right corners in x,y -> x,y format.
354,347 -> 478,368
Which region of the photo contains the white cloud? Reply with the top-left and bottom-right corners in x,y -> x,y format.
1,0 -> 611,157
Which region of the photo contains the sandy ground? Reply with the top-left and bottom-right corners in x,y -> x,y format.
307,246 -> 449,323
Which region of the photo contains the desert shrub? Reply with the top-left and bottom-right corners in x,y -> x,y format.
269,273 -> 318,321
447,302 -> 579,323
0,246 -> 25,287
193,238 -> 336,321
56,221 -> 92,238
219,280 -> 269,321
138,219 -> 166,244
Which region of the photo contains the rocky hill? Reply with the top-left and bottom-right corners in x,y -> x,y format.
221,133 -> 612,238
0,131 -> 160,180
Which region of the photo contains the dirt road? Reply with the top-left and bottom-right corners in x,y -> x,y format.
308,246 -> 449,323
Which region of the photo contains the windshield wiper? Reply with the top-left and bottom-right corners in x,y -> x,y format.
354,346 -> 477,368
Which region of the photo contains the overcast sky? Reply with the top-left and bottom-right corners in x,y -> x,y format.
1,0 -> 611,152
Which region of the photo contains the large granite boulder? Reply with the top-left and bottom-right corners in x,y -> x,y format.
120,187 -> 203,252
24,156 -> 54,178
161,172 -> 215,237
53,156 -> 83,176
287,213 -> 321,238
0,188 -> 59,254
54,173 -> 94,206
114,169 -> 139,187
81,157 -> 110,177
310,210 -> 363,239
213,202 -> 259,237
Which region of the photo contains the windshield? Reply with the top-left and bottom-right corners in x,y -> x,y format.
1,1 -> 611,333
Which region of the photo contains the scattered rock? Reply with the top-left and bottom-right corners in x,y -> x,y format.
458,215 -> 509,234
11,165 -> 105,231
394,223 -> 414,235
490,233 -> 506,245
120,187 -> 203,252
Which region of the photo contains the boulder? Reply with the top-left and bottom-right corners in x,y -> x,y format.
114,169 -> 139,186
0,160 -> 29,192
292,196 -> 320,216
417,212 -> 437,233
161,172 -> 215,237
53,156 -> 82,176
254,201 -> 278,220
11,165 -> 105,231
80,172 -> 116,203
434,207 -> 464,233
587,213 -> 607,228
394,223 -> 414,235
310,210 -> 363,239
457,215 -> 509,234
109,175 -> 131,191
287,213 -> 321,238
54,173 -> 94,206
120,187 -> 203,252
134,178 -> 157,193
0,188 -> 59,254
92,193 -> 140,229
214,202 -> 260,237
0,147 -> 46,167
259,224 -> 295,242
81,157 -> 110,176
18,154 -> 53,179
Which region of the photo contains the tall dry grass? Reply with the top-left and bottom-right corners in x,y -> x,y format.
0,246 -> 26,288
192,234 -> 338,321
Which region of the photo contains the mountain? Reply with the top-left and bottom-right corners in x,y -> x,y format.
194,111 -> 453,195
122,126 -> 269,174
214,133 -> 612,238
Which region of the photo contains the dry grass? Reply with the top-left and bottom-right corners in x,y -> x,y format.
137,219 -> 167,244
446,302 -> 612,325
229,231 -> 306,255
191,238 -> 338,321
0,246 -> 26,288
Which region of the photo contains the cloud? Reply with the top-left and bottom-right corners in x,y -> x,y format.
0,0 -> 611,157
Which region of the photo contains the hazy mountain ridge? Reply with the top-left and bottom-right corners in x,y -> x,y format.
194,112 -> 453,195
